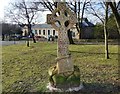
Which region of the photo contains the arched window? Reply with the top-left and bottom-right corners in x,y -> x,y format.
48,30 -> 50,35
53,30 -> 55,35
39,30 -> 41,35
43,30 -> 45,35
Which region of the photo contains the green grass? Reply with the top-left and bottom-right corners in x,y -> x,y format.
2,42 -> 119,93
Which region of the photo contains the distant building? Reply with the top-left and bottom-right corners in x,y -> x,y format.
32,24 -> 58,39
22,25 -> 28,36
22,18 -> 94,39
79,18 -> 94,39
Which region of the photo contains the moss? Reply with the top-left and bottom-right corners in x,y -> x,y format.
49,65 -> 80,89
53,74 -> 67,85
67,74 -> 80,84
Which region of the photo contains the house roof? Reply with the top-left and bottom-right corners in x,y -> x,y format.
80,18 -> 94,27
80,21 -> 94,27
32,23 -> 53,29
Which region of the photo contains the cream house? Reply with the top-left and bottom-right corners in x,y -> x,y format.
22,25 -> 29,36
32,23 -> 58,39
22,18 -> 94,39
22,23 -> 90,39
31,24 -> 79,39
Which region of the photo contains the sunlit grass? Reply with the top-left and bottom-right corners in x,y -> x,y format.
2,42 -> 119,93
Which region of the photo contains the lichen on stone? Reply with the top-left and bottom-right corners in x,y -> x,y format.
48,65 -> 81,90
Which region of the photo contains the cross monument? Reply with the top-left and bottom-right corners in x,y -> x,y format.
47,2 -> 77,74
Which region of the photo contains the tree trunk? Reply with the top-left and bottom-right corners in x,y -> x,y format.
108,2 -> 120,34
77,1 -> 81,39
31,32 -> 36,43
104,26 -> 109,59
79,1 -> 86,39
79,28 -> 83,39
104,3 -> 109,59
26,32 -> 30,47
75,1 -> 81,39
68,29 -> 75,44
27,37 -> 30,47
9,34 -> 11,41
2,34 -> 5,41
29,24 -> 36,43
27,25 -> 30,47
26,24 -> 36,47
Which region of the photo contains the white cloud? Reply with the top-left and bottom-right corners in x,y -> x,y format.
0,0 -> 12,20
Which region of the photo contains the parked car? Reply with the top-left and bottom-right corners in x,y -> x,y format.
21,36 -> 28,40
35,36 -> 47,41
10,35 -> 22,40
48,35 -> 54,41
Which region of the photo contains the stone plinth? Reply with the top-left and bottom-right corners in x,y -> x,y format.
48,65 -> 81,92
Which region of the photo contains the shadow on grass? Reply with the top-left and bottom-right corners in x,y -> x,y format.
71,50 -> 118,55
2,82 -> 120,94
79,82 -> 120,94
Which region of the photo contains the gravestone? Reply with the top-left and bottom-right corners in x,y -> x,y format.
47,2 -> 82,91
47,2 -> 77,74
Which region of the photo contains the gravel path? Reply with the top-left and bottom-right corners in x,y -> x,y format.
1,41 -> 26,46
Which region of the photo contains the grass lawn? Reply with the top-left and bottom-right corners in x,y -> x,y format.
2,42 -> 119,93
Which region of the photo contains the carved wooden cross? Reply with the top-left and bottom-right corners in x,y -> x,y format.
47,2 -> 77,74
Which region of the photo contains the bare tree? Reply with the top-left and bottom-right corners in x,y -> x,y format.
79,0 -> 90,39
38,1 -> 76,44
86,1 -> 111,59
104,2 -> 109,59
1,21 -> 22,41
67,0 -> 91,39
86,1 -> 120,33
39,0 -> 91,43
5,0 -> 41,47
86,2 -> 106,24
108,1 -> 120,34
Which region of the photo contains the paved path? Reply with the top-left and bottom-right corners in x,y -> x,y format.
1,41 -> 26,46
0,40 -> 119,46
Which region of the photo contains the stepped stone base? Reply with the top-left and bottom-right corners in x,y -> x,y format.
47,65 -> 82,92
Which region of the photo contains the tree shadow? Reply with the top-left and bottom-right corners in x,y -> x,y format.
71,50 -> 119,55
79,82 -> 120,94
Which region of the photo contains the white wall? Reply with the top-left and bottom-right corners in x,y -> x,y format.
22,26 -> 28,36
23,26 -> 78,39
70,28 -> 79,39
32,28 -> 58,39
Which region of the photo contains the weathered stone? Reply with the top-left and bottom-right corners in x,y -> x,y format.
49,65 -> 80,90
47,2 -> 77,74
47,2 -> 81,91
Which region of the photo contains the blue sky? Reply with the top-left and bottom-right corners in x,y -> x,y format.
0,0 -> 51,23
1,0 -> 119,24
0,0 -> 98,24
